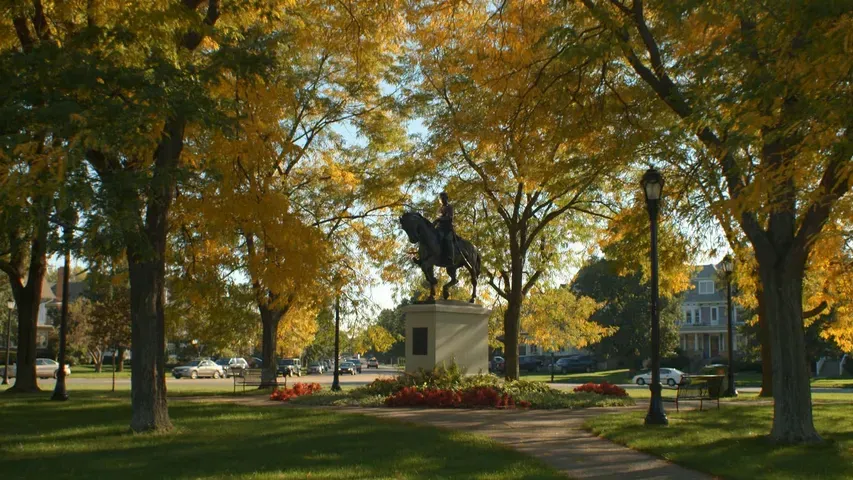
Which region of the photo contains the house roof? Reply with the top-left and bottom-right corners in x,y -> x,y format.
683,263 -> 727,304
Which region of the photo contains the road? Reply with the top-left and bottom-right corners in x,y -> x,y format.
25,365 -> 401,390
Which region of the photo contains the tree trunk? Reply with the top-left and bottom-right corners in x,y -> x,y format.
758,258 -> 821,443
260,306 -> 282,388
127,259 -> 171,432
502,298 -> 521,380
123,117 -> 184,433
5,207 -> 49,394
9,292 -> 40,392
756,283 -> 773,397
117,346 -> 126,372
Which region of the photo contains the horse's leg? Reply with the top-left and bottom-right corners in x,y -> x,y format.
469,265 -> 477,303
443,267 -> 458,300
424,263 -> 438,301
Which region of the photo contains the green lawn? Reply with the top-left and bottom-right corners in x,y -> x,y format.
0,392 -> 564,480
584,403 -> 853,480
69,364 -> 133,379
521,368 -> 632,384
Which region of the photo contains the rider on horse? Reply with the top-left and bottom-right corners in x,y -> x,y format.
433,192 -> 456,265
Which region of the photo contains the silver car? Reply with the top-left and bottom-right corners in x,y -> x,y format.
172,359 -> 224,379
1,358 -> 71,379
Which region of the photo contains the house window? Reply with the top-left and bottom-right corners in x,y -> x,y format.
685,309 -> 693,324
699,281 -> 714,294
412,327 -> 428,356
710,307 -> 719,325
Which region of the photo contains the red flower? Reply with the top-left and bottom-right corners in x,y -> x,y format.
572,381 -> 627,397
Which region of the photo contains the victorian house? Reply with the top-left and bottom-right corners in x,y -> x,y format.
678,264 -> 746,359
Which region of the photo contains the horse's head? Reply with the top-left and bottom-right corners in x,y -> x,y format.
399,211 -> 422,244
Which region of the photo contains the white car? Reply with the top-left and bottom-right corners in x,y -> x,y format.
308,362 -> 325,374
1,358 -> 71,379
172,359 -> 225,379
632,368 -> 687,387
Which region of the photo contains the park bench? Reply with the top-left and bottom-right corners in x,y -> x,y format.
233,368 -> 264,393
669,374 -> 724,412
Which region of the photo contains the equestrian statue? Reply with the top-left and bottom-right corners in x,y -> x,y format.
399,192 -> 482,302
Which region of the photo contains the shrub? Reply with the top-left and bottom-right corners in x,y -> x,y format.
516,390 -> 634,409
503,379 -> 553,396
269,382 -> 323,402
351,377 -> 399,397
572,382 -> 628,397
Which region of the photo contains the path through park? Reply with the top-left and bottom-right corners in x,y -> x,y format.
179,396 -> 712,479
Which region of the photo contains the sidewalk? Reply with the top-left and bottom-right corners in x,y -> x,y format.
179,395 -> 713,479
352,406 -> 713,480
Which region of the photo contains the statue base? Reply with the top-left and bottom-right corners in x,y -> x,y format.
402,301 -> 490,375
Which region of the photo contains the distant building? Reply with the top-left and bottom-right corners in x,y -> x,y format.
678,264 -> 746,359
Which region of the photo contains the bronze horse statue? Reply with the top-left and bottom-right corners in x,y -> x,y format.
400,211 -> 481,302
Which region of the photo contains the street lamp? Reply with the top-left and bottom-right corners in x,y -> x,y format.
721,254 -> 738,397
51,208 -> 76,401
641,167 -> 668,426
3,300 -> 13,385
331,296 -> 342,392
192,339 -> 199,358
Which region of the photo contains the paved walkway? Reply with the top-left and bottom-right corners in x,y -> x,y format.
177,396 -> 713,479
352,406 -> 713,480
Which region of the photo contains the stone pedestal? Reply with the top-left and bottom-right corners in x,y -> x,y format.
402,301 -> 490,375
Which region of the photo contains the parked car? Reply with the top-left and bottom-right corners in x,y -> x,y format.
308,362 -> 325,374
554,355 -> 597,373
277,358 -> 302,377
348,359 -> 363,373
518,355 -> 543,373
367,358 -> 379,368
339,362 -> 356,375
172,359 -> 224,379
1,358 -> 71,379
490,356 -> 505,373
249,357 -> 263,368
215,357 -> 249,378
632,368 -> 687,387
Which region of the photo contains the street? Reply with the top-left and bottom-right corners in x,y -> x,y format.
21,365 -> 401,391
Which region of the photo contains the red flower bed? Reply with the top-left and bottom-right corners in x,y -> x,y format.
385,386 -> 530,409
270,382 -> 323,402
572,381 -> 628,397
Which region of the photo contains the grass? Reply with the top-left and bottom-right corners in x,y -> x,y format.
523,368 -> 853,389
521,369 -> 632,384
584,403 -> 853,480
625,387 -> 852,403
69,364 -> 133,379
0,392 -> 565,480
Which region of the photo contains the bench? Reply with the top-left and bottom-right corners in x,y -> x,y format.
670,374 -> 724,412
233,368 -> 264,393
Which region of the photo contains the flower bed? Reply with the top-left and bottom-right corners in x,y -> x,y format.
384,385 -> 531,409
572,382 -> 628,397
270,382 -> 323,402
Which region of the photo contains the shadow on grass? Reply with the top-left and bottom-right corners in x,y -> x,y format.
0,394 -> 563,480
585,404 -> 853,480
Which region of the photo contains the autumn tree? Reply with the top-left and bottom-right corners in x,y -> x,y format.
171,1 -> 407,386
578,0 -> 853,442
407,0 -> 640,379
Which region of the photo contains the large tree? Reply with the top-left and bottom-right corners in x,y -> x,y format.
407,0 -> 639,379
579,0 -> 853,442
571,257 -> 681,368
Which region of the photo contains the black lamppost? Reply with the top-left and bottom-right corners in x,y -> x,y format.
51,214 -> 74,402
3,300 -> 13,385
642,167 -> 668,426
331,296 -> 342,392
721,254 -> 738,397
